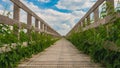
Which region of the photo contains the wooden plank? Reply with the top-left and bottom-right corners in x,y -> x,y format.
18,39 -> 104,68
0,15 -> 20,25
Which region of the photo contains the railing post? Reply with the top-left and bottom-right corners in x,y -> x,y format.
27,13 -> 32,34
83,19 -> 86,27
77,24 -> 79,29
44,25 -> 46,32
45,26 -> 48,32
35,19 -> 39,28
13,2 -> 20,38
86,15 -> 90,25
47,27 -> 49,32
40,22 -> 42,30
42,24 -> 44,32
44,25 -> 48,35
35,18 -> 39,32
40,22 -> 45,34
94,8 -> 99,22
80,22 -> 83,27
27,13 -> 32,41
13,4 -> 20,21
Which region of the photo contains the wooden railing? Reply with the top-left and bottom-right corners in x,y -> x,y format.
66,0 -> 120,52
0,0 -> 61,37
66,0 -> 116,36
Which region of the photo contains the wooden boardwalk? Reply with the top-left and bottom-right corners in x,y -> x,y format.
18,38 -> 104,68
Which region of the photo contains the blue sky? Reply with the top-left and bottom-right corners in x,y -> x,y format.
0,0 -> 99,35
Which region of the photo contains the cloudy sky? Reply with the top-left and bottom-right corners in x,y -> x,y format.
0,0 -> 98,35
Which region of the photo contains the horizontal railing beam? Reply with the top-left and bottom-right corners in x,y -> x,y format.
10,0 -> 60,37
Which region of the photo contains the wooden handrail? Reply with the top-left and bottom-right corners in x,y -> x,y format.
0,0 -> 61,37
66,0 -> 115,36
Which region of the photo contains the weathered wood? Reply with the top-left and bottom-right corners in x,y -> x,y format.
83,19 -> 86,27
18,38 -> 104,68
79,0 -> 104,23
67,0 -> 105,36
0,15 -> 29,29
27,13 -> 32,26
10,0 -> 61,37
86,15 -> 90,25
27,13 -> 32,34
35,18 -> 39,28
13,3 -> 20,36
94,7 -> 99,22
0,15 -> 19,25
11,0 -> 49,28
40,22 -> 43,30
0,15 -> 60,37
45,25 -> 48,32
83,13 -> 120,31
13,4 -> 20,21
80,22 -> 83,27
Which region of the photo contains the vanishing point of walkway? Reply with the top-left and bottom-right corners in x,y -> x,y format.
18,38 -> 104,68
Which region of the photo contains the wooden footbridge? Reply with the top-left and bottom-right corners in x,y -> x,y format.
0,0 -> 119,68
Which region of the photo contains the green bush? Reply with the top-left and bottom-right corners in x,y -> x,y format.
68,18 -> 120,68
0,23 -> 57,68
67,2 -> 120,68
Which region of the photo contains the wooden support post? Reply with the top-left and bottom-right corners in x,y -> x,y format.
44,25 -> 48,35
27,13 -> 32,26
49,27 -> 52,33
27,13 -> 32,41
50,28 -> 52,33
43,24 -> 45,32
40,22 -> 43,30
13,5 -> 20,21
44,25 -> 46,32
80,22 -> 83,27
76,24 -> 79,32
27,13 -> 32,33
94,8 -> 99,22
35,18 -> 39,28
13,3 -> 20,38
45,26 -> 47,32
83,19 -> 86,27
40,22 -> 45,35
47,27 -> 49,32
87,15 -> 90,25
35,18 -> 39,32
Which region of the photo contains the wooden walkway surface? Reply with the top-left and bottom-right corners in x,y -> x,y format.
18,38 -> 104,68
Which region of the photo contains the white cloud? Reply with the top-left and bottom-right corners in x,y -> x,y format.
38,0 -> 50,3
19,0 -> 80,35
1,0 -> 97,35
56,0 -> 96,11
19,0 -> 89,35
